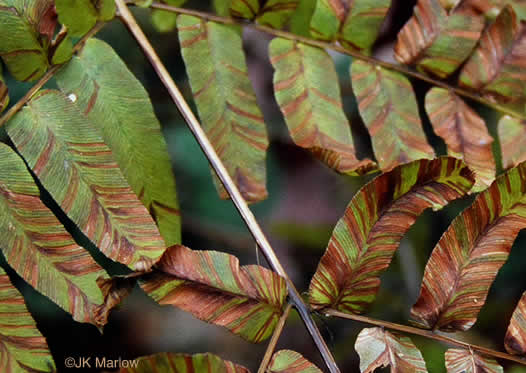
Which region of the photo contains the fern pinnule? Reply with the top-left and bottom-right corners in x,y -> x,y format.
309,158 -> 474,314
425,87 -> 496,192
411,162 -> 526,331
270,38 -> 376,175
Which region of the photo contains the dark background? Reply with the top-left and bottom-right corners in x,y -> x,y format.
2,1 -> 526,372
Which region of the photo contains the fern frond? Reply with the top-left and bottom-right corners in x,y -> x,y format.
425,87 -> 495,191
355,327 -> 428,372
445,349 -> 503,373
257,0 -> 300,29
146,1 -> 526,118
289,0 -> 316,36
411,161 -> 526,331
230,0 -> 260,19
4,0 -> 526,370
310,0 -> 391,52
97,244 -> 289,343
6,90 -> 166,271
394,0 -> 485,78
55,0 -> 115,37
137,245 -> 287,343
0,143 -> 105,325
177,15 -> 269,203
269,38 -> 375,175
459,5 -> 526,109
0,0 -> 53,81
55,38 -> 181,247
351,60 -> 435,171
0,267 -> 55,372
309,158 -> 474,314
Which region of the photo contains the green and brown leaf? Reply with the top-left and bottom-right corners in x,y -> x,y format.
55,38 -> 181,247
0,267 -> 55,372
411,161 -> 526,331
269,38 -> 375,175
0,143 -> 105,325
425,87 -> 495,191
119,352 -> 249,373
445,349 -> 503,373
505,291 -> 526,355
268,350 -> 323,373
355,327 -> 428,372
55,0 -> 115,37
309,157 -> 474,314
459,5 -> 526,110
310,0 -> 391,52
0,0 -> 55,81
340,0 -> 391,51
95,275 -> 138,327
139,245 -> 287,343
230,0 -> 260,19
48,30 -> 73,66
55,0 -> 96,37
7,90 -> 166,271
257,0 -> 299,29
177,15 -> 269,203
289,0 -> 316,36
150,0 -> 188,33
309,0 -> 342,40
351,60 -> 435,172
394,0 -> 485,78
498,115 -> 526,169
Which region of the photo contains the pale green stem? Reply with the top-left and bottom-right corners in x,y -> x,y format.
258,303 -> 293,373
114,1 -> 341,372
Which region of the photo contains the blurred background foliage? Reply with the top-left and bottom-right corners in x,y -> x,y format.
1,0 -> 526,371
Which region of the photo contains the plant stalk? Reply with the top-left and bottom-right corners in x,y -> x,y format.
146,1 -> 524,120
258,303 -> 293,373
326,309 -> 526,366
114,1 -> 340,372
